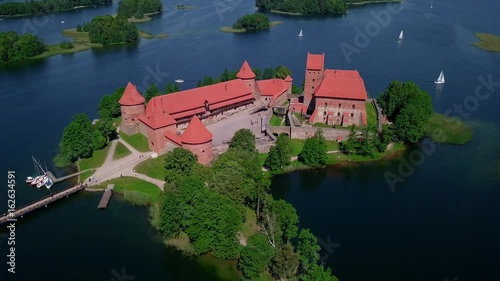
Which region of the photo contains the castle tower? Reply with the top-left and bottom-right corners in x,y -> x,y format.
180,116 -> 213,165
119,82 -> 145,135
304,52 -> 325,109
284,75 -> 293,95
237,60 -> 257,96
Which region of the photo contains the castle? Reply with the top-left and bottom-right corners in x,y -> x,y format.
119,53 -> 368,165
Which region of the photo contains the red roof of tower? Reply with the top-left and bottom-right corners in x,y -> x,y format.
181,116 -> 213,144
236,61 -> 256,79
119,82 -> 145,106
306,52 -> 325,71
315,70 -> 368,101
284,75 -> 293,82
138,98 -> 176,129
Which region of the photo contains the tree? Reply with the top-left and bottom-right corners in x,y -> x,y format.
91,129 -> 107,150
275,65 -> 291,79
298,130 -> 327,167
292,85 -> 302,95
95,117 -> 116,141
165,82 -> 179,94
164,148 -> 198,185
262,67 -> 276,79
229,128 -> 256,153
144,83 -> 160,102
300,264 -> 339,281
271,242 -> 299,279
98,87 -> 125,119
272,199 -> 299,243
0,32 -> 45,63
197,76 -> 215,87
265,133 -> 292,173
219,68 -> 231,82
157,191 -> 182,239
54,114 -> 95,167
377,81 -> 433,143
117,0 -> 162,18
253,68 -> 262,80
238,233 -> 275,279
297,229 -> 321,271
232,13 -> 271,30
85,15 -> 138,45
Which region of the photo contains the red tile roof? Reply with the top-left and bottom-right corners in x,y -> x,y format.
181,116 -> 213,144
236,61 -> 256,79
138,98 -> 176,129
165,131 -> 182,145
150,79 -> 254,121
284,75 -> 293,82
315,70 -> 368,101
306,52 -> 325,71
257,79 -> 288,96
119,82 -> 145,106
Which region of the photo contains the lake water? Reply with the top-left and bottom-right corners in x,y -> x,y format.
0,0 -> 499,280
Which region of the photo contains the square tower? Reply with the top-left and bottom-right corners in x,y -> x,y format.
303,53 -> 325,109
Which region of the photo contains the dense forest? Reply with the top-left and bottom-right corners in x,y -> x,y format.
0,0 -> 111,17
117,0 -> 162,19
255,0 -> 399,15
0,32 -> 46,63
79,15 -> 138,45
233,13 -> 271,30
154,129 -> 339,281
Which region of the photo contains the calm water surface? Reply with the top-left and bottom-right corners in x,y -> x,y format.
1,0 -> 499,280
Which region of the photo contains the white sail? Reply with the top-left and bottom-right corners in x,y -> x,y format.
435,71 -> 445,84
399,30 -> 403,40
298,29 -> 303,37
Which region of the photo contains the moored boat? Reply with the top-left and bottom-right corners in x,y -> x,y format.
25,176 -> 34,184
45,178 -> 53,189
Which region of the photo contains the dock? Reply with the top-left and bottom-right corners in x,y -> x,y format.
0,183 -> 87,225
98,184 -> 114,209
45,169 -> 94,183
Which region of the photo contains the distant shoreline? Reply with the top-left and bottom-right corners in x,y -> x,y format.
0,3 -> 112,19
220,21 -> 282,33
347,0 -> 401,6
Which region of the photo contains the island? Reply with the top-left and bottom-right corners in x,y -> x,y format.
255,0 -> 401,15
472,33 -> 500,52
117,0 -> 163,23
220,13 -> 282,33
0,0 -> 112,18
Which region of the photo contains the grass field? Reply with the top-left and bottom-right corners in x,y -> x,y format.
135,154 -> 166,181
472,33 -> 500,52
113,142 -> 131,160
366,101 -> 377,128
78,143 -> 111,181
289,139 -> 340,156
270,115 -> 283,126
94,177 -> 161,205
119,132 -> 150,152
240,207 -> 259,240
32,28 -> 101,60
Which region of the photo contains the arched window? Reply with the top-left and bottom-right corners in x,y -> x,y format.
338,103 -> 341,108
352,105 -> 355,109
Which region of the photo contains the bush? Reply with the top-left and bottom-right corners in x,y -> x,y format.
59,41 -> 74,50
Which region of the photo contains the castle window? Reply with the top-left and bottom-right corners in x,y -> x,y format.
313,79 -> 315,82
323,111 -> 327,116
351,113 -> 354,117
312,86 -> 314,89
352,105 -> 355,109
132,118 -> 135,121
151,141 -> 154,147
202,149 -> 205,154
337,112 -> 340,116
324,102 -> 327,107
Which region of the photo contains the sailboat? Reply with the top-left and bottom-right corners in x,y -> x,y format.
45,178 -> 53,189
298,29 -> 303,37
430,2 -> 433,8
398,30 -> 403,40
435,71 -> 445,84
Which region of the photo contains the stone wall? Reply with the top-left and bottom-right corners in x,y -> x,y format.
183,141 -> 213,165
290,126 -> 351,140
313,98 -> 366,126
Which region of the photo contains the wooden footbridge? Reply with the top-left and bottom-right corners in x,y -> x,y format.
0,183 -> 88,225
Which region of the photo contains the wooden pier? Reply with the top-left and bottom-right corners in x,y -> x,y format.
45,169 -> 94,183
0,183 -> 87,225
98,184 -> 114,209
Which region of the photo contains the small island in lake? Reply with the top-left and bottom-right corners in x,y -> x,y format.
472,33 -> 500,52
220,13 -> 282,33
117,0 -> 163,23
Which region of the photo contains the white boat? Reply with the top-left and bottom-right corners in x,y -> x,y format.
31,175 -> 43,186
37,176 -> 48,188
435,71 -> 445,84
430,2 -> 433,8
298,29 -> 303,37
398,30 -> 403,40
61,20 -> 65,23
45,178 -> 53,189
174,79 -> 184,83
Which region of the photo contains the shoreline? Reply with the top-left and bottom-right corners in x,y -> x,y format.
219,21 -> 282,33
0,3 -> 112,19
347,0 -> 402,6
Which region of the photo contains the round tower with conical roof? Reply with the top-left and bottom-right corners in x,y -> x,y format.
237,60 -> 257,96
119,82 -> 146,135
180,116 -> 213,165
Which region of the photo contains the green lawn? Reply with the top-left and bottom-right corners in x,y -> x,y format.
119,132 -> 150,152
240,207 -> 259,240
270,114 -> 283,126
94,177 -> 161,205
312,122 -> 330,128
294,112 -> 305,123
113,142 -> 131,160
135,154 -> 166,181
258,153 -> 268,167
366,101 -> 377,128
289,139 -> 340,156
78,143 -> 111,181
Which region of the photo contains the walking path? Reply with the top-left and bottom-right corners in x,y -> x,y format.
87,138 -> 165,191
